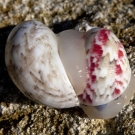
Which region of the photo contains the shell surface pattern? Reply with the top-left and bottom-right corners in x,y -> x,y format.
5,20 -> 134,119
78,28 -> 131,106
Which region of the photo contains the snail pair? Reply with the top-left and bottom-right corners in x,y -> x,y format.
5,20 -> 135,119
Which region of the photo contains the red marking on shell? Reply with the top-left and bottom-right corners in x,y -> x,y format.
92,44 -> 103,56
78,90 -> 93,104
98,29 -> 110,45
87,83 -> 90,88
113,88 -> 121,95
86,95 -> 92,103
116,64 -> 122,75
90,60 -> 97,73
91,75 -> 96,83
78,28 -> 110,104
113,42 -> 124,96
118,50 -> 124,58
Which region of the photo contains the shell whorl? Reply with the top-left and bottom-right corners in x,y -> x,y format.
78,28 -> 131,106
5,20 -> 79,108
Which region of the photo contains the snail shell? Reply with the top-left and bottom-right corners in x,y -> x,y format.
5,20 -> 79,108
5,20 -> 133,119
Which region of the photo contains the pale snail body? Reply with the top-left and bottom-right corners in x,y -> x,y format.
5,20 -> 135,119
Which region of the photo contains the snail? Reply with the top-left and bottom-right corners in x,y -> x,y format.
5,20 -> 135,119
